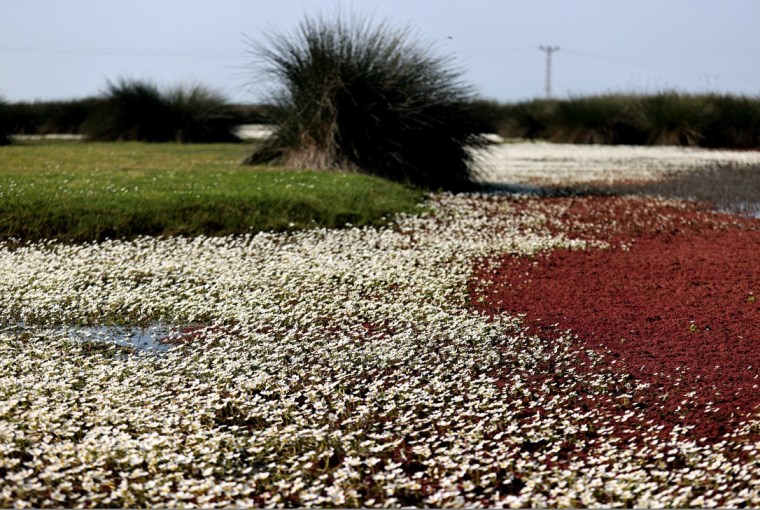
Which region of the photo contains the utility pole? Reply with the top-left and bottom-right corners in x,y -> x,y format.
539,46 -> 560,99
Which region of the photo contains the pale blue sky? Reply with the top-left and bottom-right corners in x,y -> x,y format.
1,0 -> 758,103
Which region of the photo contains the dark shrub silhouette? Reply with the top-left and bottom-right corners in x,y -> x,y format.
0,97 -> 12,145
242,14 -> 486,190
84,79 -> 239,143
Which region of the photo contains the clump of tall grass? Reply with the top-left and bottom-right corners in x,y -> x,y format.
546,94 -> 643,145
243,13 -> 486,190
8,98 -> 101,135
0,97 -> 11,145
551,96 -> 625,144
468,99 -> 511,135
83,79 -> 240,143
164,85 -> 241,143
636,92 -> 708,146
702,94 -> 760,149
497,99 -> 555,140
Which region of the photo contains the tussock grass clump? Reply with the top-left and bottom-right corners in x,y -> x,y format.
702,95 -> 760,149
8,98 -> 101,135
548,95 -> 635,145
0,97 -> 12,145
83,79 -> 240,143
498,99 -> 555,140
636,92 -> 708,146
164,85 -> 242,143
83,80 -> 170,141
468,99 -> 511,135
243,14 -> 486,190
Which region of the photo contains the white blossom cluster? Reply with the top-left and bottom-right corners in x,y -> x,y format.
1,190 -> 759,507
477,142 -> 760,186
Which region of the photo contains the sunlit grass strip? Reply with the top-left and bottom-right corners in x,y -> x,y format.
0,142 -> 425,242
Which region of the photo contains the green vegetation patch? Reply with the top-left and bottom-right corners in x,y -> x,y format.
0,141 -> 425,242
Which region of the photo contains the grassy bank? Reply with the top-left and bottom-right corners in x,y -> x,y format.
0,141 -> 425,242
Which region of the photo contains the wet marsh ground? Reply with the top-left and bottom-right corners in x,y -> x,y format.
494,163 -> 760,218
477,142 -> 760,216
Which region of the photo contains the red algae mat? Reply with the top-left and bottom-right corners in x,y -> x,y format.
471,197 -> 760,442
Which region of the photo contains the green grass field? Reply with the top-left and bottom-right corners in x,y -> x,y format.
0,141 -> 426,242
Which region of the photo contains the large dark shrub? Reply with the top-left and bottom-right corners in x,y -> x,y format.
165,85 -> 241,143
242,14 -> 486,190
83,79 -> 170,141
84,79 -> 240,143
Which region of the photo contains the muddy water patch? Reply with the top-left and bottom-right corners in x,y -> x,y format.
482,164 -> 760,219
721,201 -> 760,218
3,322 -> 196,353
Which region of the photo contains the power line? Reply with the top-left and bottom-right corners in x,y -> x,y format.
0,45 -> 243,59
562,49 -> 706,77
561,48 -> 760,89
457,46 -> 535,54
2,43 -> 756,90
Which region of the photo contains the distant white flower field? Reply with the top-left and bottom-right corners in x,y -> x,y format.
477,141 -> 760,185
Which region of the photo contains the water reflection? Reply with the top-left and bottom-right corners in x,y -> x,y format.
65,324 -> 174,353
4,323 -> 180,354
727,202 -> 760,219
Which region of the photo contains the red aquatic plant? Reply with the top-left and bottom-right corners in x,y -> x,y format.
471,197 -> 760,443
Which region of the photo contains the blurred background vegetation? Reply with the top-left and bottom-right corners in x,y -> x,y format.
0,86 -> 270,142
2,88 -> 759,149
474,92 -> 760,149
